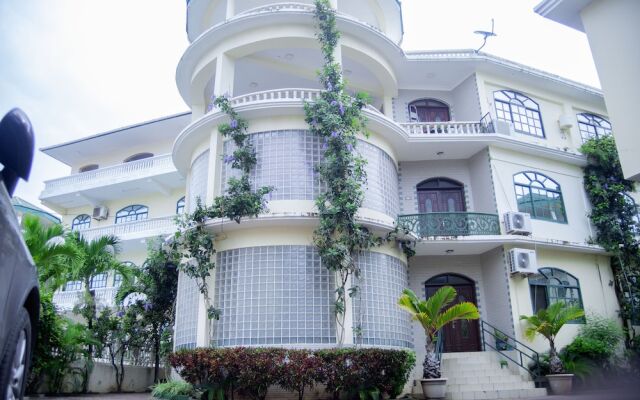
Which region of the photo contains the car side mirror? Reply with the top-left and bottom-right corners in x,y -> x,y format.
0,108 -> 35,196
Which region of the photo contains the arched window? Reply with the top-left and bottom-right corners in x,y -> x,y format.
514,172 -> 566,223
408,99 -> 450,122
79,164 -> 99,173
494,90 -> 544,137
176,196 -> 186,214
89,273 -> 108,289
115,205 -> 148,224
71,214 -> 91,231
577,113 -> 611,142
529,268 -> 584,320
624,194 -> 640,235
124,152 -> 154,163
417,178 -> 465,213
64,280 -> 82,291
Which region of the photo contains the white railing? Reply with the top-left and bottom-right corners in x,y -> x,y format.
208,88 -> 384,116
53,287 -> 118,311
400,122 -> 488,136
80,216 -> 177,242
41,154 -> 176,198
236,2 -> 315,17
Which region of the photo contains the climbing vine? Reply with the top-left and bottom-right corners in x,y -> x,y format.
305,0 -> 380,344
171,96 -> 273,320
581,135 -> 640,342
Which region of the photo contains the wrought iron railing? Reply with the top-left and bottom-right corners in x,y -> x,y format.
480,320 -> 541,382
397,212 -> 500,238
480,112 -> 494,133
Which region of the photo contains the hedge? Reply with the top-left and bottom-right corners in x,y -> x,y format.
169,347 -> 415,400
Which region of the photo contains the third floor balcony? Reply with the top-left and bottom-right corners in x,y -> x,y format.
40,154 -> 185,210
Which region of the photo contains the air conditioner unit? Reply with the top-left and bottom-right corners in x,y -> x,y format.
508,248 -> 538,276
504,212 -> 532,235
92,206 -> 108,221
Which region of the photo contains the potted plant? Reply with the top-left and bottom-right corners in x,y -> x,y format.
495,329 -> 511,351
398,286 -> 479,399
520,302 -> 585,395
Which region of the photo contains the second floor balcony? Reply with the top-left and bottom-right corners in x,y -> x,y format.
53,287 -> 118,311
77,215 -> 177,243
40,154 -> 184,210
398,212 -> 501,238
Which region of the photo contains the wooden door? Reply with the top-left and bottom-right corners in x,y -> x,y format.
416,106 -> 450,123
418,190 -> 465,213
426,281 -> 481,353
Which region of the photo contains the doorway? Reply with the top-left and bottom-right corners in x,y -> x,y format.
417,178 -> 466,213
425,274 -> 481,352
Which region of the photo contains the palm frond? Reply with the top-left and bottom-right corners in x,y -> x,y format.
434,302 -> 480,331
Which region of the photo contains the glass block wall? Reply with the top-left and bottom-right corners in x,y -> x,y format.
353,252 -> 412,348
174,150 -> 210,349
212,245 -> 336,346
221,130 -> 399,217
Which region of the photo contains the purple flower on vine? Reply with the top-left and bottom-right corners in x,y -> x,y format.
322,142 -> 328,150
144,302 -> 152,312
116,311 -> 124,318
331,131 -> 339,138
224,155 -> 236,164
230,119 -> 238,129
346,143 -> 353,152
327,81 -> 333,91
339,103 -> 345,115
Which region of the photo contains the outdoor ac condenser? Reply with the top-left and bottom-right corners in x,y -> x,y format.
92,206 -> 109,221
504,212 -> 532,235
508,248 -> 538,276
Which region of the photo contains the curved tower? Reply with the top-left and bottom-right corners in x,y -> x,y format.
173,0 -> 412,351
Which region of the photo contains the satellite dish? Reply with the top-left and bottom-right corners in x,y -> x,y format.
474,19 -> 497,53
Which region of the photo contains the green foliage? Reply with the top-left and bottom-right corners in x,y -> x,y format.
520,302 -> 585,373
580,136 -> 640,332
171,97 -> 272,322
151,381 -> 196,400
398,286 -> 479,378
305,0 -> 380,344
169,347 -> 415,400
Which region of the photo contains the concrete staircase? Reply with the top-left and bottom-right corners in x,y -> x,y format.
440,352 -> 547,399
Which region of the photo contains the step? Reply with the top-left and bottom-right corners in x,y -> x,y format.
447,381 -> 536,392
442,367 -> 515,377
448,374 -> 527,385
444,388 -> 547,400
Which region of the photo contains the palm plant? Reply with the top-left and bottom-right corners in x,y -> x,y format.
520,302 -> 585,374
21,214 -> 80,293
398,286 -> 480,379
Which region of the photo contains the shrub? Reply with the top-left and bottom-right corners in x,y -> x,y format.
169,347 -> 416,400
151,381 -> 196,400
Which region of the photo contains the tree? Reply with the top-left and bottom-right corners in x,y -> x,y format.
116,239 -> 179,383
520,302 -> 585,374
398,287 -> 479,379
67,231 -> 131,359
21,214 -> 79,293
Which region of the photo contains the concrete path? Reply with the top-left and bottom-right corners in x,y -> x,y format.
27,394 -> 151,400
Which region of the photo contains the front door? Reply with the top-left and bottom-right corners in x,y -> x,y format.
416,106 -> 450,123
425,275 -> 481,353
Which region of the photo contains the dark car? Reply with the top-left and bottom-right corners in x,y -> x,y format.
0,109 -> 39,400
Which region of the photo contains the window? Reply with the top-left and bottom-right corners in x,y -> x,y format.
113,273 -> 123,288
124,152 -> 154,163
494,90 -> 544,137
514,172 -> 566,223
408,99 -> 450,122
79,164 -> 99,173
529,268 -> 584,321
115,205 -> 148,224
89,273 -> 108,289
64,280 -> 82,291
176,196 -> 186,214
624,194 -> 640,235
577,113 -> 611,142
71,214 -> 91,231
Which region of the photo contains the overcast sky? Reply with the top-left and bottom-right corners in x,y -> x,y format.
0,0 -> 598,210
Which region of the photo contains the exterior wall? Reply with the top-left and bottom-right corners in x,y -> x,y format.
580,0 -> 640,180
476,72 -> 608,153
451,73 -> 482,121
508,249 -> 618,352
480,248 -> 515,337
469,149 -> 498,215
489,146 -> 594,244
70,142 -> 174,173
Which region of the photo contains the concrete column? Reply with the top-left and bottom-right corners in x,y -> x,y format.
329,0 -> 338,9
226,0 -> 235,19
213,53 -> 235,97
383,95 -> 394,119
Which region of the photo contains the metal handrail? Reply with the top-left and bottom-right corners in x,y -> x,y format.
480,319 -> 540,380
480,112 -> 494,133
397,212 -> 501,238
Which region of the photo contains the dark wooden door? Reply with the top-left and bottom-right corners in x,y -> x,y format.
426,284 -> 481,353
416,106 -> 450,122
418,190 -> 465,213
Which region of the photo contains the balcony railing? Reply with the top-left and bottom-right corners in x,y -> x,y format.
398,212 -> 501,238
53,287 -> 118,311
41,154 -> 176,198
78,216 -> 177,242
236,2 -> 315,17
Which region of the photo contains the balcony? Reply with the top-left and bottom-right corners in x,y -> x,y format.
40,154 -> 184,209
53,287 -> 117,311
398,212 -> 501,238
78,216 -> 177,243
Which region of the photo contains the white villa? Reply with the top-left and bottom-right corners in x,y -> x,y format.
40,1 -> 632,398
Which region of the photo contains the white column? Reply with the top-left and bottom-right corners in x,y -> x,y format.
383,95 -> 394,119
329,0 -> 338,9
226,0 -> 235,19
213,53 -> 235,97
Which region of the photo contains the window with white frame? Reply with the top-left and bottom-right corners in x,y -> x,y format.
514,172 -> 566,223
494,90 -> 544,137
115,205 -> 148,224
89,273 -> 108,289
176,196 -> 186,214
577,113 -> 611,142
64,280 -> 82,291
71,214 -> 91,231
529,268 -> 584,322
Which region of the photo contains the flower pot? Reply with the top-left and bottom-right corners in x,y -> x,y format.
546,374 -> 573,395
420,378 -> 447,399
